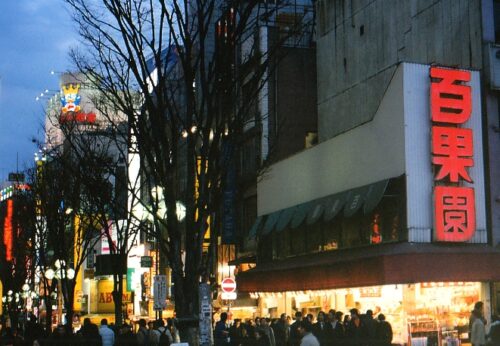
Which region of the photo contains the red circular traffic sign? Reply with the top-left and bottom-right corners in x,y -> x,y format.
221,278 -> 237,293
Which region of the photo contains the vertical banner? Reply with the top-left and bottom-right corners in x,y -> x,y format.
222,141 -> 237,244
153,275 -> 167,310
199,283 -> 213,346
430,67 -> 476,242
3,199 -> 13,261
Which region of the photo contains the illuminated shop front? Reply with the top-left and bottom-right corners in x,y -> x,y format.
249,282 -> 486,345
236,63 -> 500,345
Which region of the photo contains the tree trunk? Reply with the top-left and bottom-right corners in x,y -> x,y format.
44,296 -> 53,331
63,280 -> 75,330
113,273 -> 123,326
174,272 -> 200,345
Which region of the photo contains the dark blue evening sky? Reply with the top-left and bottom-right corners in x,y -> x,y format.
0,0 -> 78,180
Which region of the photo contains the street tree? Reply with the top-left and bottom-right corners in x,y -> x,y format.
63,0 -> 313,342
31,113 -> 135,328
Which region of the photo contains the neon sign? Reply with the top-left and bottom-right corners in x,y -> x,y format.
59,112 -> 96,124
430,67 -> 476,242
3,199 -> 13,261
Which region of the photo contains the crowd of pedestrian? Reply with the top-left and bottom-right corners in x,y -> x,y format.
0,317 -> 180,346
214,308 -> 393,346
214,303 -> 500,346
2,302 -> 500,346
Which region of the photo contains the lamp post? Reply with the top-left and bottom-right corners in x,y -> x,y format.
45,261 -> 75,325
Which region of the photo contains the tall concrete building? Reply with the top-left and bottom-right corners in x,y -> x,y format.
236,1 -> 500,344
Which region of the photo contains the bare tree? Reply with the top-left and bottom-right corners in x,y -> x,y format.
31,115 -> 133,328
63,0 -> 313,342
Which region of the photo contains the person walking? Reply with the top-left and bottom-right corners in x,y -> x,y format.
214,312 -> 230,346
137,319 -> 152,346
289,312 -> 304,346
79,317 -> 102,346
260,318 -> 276,346
298,321 -> 320,346
273,313 -> 289,346
255,328 -> 272,346
346,310 -> 368,346
375,314 -> 392,346
115,323 -> 138,346
312,311 -> 330,345
471,309 -> 486,346
100,319 -> 116,346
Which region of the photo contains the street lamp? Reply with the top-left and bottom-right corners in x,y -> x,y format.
44,262 -> 74,325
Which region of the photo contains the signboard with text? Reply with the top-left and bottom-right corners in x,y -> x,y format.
153,275 -> 167,310
430,67 -> 476,242
140,256 -> 153,268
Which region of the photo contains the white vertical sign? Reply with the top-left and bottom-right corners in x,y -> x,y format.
153,275 -> 167,310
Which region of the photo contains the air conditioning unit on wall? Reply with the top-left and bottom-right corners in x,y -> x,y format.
488,44 -> 500,90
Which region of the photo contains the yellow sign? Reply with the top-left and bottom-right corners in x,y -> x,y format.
97,279 -> 132,313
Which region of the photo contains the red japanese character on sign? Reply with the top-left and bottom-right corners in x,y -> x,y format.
430,67 -> 471,124
434,186 -> 475,242
432,126 -> 474,182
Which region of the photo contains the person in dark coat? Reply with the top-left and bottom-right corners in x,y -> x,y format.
312,311 -> 331,345
327,310 -> 345,343
47,324 -> 73,345
361,310 -> 378,345
229,319 -> 243,346
272,313 -> 289,346
346,312 -> 368,346
115,323 -> 139,346
214,312 -> 230,346
79,317 -> 103,346
375,314 -> 392,346
255,328 -> 272,346
289,312 -> 304,346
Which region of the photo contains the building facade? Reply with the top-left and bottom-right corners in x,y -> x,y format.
236,1 -> 500,345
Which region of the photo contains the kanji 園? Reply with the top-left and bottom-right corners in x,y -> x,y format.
434,186 -> 475,242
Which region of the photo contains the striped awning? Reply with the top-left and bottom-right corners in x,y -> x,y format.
256,178 -> 391,235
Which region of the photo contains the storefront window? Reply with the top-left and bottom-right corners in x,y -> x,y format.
252,282 -> 485,345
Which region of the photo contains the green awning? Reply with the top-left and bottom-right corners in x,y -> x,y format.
275,206 -> 296,232
323,192 -> 347,222
363,180 -> 389,214
248,216 -> 264,239
290,202 -> 311,229
261,210 -> 282,235
256,179 -> 391,234
343,185 -> 369,217
306,198 -> 326,225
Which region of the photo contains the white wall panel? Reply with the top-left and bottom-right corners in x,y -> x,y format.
257,66 -> 406,215
403,63 -> 433,242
